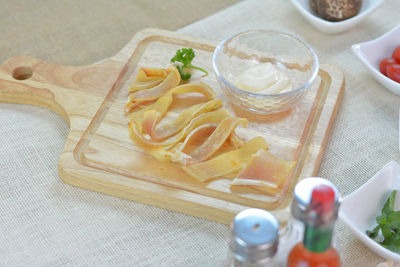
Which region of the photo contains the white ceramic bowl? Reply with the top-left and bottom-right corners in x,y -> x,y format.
290,0 -> 384,34
340,161 -> 400,262
352,24 -> 400,96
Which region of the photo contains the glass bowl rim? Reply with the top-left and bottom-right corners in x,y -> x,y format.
212,29 -> 320,98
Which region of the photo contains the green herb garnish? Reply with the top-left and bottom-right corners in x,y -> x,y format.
367,190 -> 400,252
171,48 -> 208,81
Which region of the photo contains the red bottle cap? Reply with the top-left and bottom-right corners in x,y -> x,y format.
311,184 -> 335,213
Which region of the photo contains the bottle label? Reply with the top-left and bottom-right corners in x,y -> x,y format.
303,224 -> 333,253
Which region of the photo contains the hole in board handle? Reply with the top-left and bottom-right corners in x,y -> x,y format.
12,66 -> 33,80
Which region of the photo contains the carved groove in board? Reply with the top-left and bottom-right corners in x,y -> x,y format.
279,68 -> 332,209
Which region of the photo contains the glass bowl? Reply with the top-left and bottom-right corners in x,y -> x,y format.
212,30 -> 319,115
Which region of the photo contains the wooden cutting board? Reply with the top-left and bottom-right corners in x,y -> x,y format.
0,29 -> 344,224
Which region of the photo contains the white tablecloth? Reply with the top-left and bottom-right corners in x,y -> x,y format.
1,0 -> 400,266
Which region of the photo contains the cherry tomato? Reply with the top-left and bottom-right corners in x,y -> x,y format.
392,46 -> 400,63
380,58 -> 397,76
387,64 -> 400,83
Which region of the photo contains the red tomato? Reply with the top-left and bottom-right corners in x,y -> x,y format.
387,64 -> 400,83
380,58 -> 397,76
392,46 -> 400,63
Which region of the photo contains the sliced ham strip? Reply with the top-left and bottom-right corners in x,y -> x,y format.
125,66 -> 180,113
230,150 -> 296,195
183,137 -> 268,182
187,117 -> 248,164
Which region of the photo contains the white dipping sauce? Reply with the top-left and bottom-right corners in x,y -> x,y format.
234,63 -> 292,94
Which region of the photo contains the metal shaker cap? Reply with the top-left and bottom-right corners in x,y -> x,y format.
291,177 -> 340,226
230,208 -> 279,263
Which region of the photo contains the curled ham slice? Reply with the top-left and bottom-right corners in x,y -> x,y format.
128,79 -> 164,93
183,137 -> 268,182
148,99 -> 222,140
173,123 -> 218,154
173,124 -> 244,152
129,66 -> 179,100
128,68 -> 169,92
129,83 -> 217,134
142,109 -> 159,136
187,117 -> 248,164
127,122 -> 191,165
230,150 -> 296,195
137,68 -> 169,80
128,108 -> 231,150
129,94 -> 171,134
125,66 -> 180,113
229,132 -> 244,148
165,122 -> 246,164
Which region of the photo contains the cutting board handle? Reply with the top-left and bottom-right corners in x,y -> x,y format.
0,55 -> 124,127
0,56 -> 70,125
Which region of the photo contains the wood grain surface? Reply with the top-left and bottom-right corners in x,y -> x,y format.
0,29 -> 344,224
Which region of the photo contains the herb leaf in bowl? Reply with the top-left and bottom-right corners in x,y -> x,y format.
171,48 -> 208,81
367,190 -> 400,252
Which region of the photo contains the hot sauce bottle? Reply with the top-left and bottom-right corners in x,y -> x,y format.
287,178 -> 341,267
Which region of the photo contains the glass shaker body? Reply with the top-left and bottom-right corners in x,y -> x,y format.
274,216 -> 304,265
225,252 -> 276,267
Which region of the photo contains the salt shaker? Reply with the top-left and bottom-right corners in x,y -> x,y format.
224,208 -> 279,267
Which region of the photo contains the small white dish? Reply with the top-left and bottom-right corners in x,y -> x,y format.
352,24 -> 400,96
340,161 -> 400,262
290,0 -> 384,34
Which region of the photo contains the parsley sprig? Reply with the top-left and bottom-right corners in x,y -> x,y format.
171,48 -> 208,81
367,190 -> 400,252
